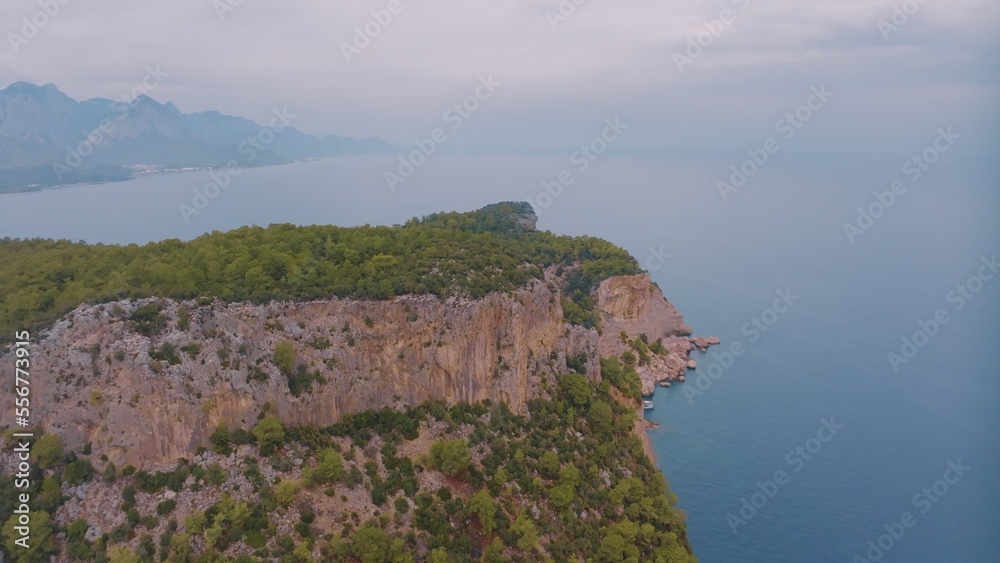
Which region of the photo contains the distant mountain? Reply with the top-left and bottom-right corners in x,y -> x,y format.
0,82 -> 393,193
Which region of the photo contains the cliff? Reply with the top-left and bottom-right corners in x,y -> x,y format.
596,273 -> 719,394
4,271 -> 710,468
0,205 -> 709,561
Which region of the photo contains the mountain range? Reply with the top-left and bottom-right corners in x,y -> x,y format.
0,82 -> 393,193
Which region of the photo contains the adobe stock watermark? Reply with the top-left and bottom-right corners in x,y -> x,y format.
716,85 -> 833,203
644,246 -> 673,272
851,459 -> 970,562
178,107 -> 296,223
842,127 -> 959,244
545,0 -> 592,31
384,75 -> 501,192
212,0 -> 245,22
877,0 -> 932,42
683,288 -> 799,404
887,254 -> 997,373
531,117 -> 628,215
673,0 -> 751,73
7,0 -> 74,54
51,66 -> 170,183
340,0 -> 412,63
727,417 -> 844,534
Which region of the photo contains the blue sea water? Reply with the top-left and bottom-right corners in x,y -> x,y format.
1,153 -> 997,562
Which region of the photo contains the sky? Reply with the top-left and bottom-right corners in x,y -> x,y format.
1,0 -> 998,155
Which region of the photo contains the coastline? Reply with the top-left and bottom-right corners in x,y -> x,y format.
0,158 -> 326,197
635,405 -> 659,465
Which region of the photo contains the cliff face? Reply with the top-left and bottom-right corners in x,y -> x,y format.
596,273 -> 691,338
3,274 -> 703,467
595,273 -> 712,394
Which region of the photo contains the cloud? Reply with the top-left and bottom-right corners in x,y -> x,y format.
0,0 -> 996,152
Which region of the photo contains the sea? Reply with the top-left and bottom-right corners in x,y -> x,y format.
1,152 -> 997,562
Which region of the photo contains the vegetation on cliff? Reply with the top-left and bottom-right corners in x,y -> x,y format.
0,202 -> 699,561
0,202 -> 639,343
0,365 -> 692,562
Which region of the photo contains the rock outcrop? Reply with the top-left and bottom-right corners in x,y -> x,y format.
2,273 -> 711,467
595,273 -> 717,394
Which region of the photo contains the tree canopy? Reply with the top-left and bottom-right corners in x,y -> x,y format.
0,202 -> 640,343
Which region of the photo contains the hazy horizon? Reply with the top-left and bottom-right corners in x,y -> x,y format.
2,1 -> 998,156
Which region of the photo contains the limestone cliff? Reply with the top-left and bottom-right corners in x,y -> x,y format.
595,273 -> 719,394
2,273 -> 709,467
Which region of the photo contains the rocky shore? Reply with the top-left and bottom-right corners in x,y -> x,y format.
594,273 -> 719,396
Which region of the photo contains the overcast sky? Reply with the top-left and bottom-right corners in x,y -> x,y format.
1,0 -> 997,154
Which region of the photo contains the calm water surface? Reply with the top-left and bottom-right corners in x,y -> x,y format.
1,154 -> 997,562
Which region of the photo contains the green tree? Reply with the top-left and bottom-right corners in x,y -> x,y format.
276,479 -> 301,506
538,450 -> 560,480
587,400 -> 615,438
559,463 -> 580,489
102,461 -> 117,483
166,533 -> 193,562
38,476 -> 61,511
3,511 -> 57,562
274,342 -> 295,374
205,463 -> 227,486
389,538 -> 413,563
107,546 -> 140,563
560,372 -> 592,408
209,422 -> 231,455
184,510 -> 206,534
427,547 -> 449,563
511,510 -> 538,550
349,524 -> 390,563
252,415 -> 285,449
549,483 -> 575,509
483,538 -> 505,563
64,459 -> 95,485
596,532 -> 629,562
429,439 -> 471,477
468,490 -> 497,534
33,434 -> 64,469
314,447 -> 344,484
177,307 -> 190,331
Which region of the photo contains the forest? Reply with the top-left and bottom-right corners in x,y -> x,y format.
0,202 -> 640,343
0,357 -> 694,562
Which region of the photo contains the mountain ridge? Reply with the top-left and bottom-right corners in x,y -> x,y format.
0,82 -> 393,193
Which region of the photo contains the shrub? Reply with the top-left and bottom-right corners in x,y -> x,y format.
273,342 -> 295,375
275,480 -> 301,506
309,337 -> 331,350
429,439 -> 472,477
244,530 -> 267,549
64,459 -> 95,485
157,499 -> 177,516
131,304 -> 166,336
34,434 -> 64,469
252,415 -> 285,450
180,342 -> 201,358
205,464 -> 227,486
314,448 -> 344,484
247,367 -> 268,383
559,372 -> 592,408
149,342 -> 181,365
177,307 -> 190,331
184,511 -> 206,534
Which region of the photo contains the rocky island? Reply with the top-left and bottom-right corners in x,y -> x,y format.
0,202 -> 711,561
